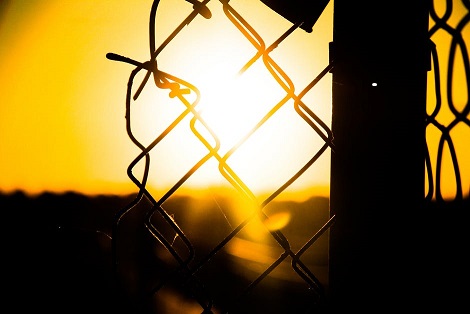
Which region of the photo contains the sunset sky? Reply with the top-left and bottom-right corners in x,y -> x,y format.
0,0 -> 468,200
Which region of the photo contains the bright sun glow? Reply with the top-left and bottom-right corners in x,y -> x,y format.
127,0 -> 333,198
196,61 -> 283,154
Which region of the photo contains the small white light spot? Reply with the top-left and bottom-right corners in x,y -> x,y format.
372,82 -> 378,87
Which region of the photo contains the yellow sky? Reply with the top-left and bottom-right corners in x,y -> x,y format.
0,0 -> 467,200
426,0 -> 470,200
0,0 -> 332,198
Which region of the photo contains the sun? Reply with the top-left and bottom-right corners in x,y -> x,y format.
195,59 -> 285,154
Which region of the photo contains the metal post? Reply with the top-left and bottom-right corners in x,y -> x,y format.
329,1 -> 429,310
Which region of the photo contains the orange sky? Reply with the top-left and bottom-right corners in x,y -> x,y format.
0,0 -> 468,200
0,0 -> 332,199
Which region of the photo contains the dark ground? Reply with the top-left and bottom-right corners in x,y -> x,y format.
0,191 -> 332,313
1,190 -> 468,313
1,191 -> 134,313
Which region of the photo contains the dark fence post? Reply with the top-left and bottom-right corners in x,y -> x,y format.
328,1 -> 430,310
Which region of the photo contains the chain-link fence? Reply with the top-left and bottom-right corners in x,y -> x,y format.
426,0 -> 470,203
107,0 -> 469,313
107,1 -> 334,313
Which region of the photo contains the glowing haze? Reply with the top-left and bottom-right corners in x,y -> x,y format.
0,0 -> 467,200
0,0 -> 332,199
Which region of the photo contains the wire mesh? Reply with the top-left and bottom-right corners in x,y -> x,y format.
426,0 -> 470,203
106,0 -> 469,312
107,0 -> 334,313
